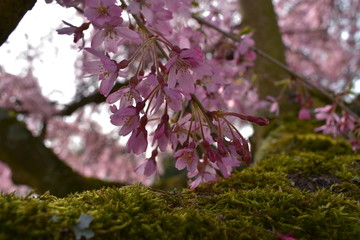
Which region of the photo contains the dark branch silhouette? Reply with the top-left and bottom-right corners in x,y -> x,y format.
0,0 -> 37,46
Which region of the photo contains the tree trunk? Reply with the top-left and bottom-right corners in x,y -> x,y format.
238,0 -> 296,158
238,0 -> 288,98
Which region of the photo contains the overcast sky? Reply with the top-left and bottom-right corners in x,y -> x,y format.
0,1 -> 82,104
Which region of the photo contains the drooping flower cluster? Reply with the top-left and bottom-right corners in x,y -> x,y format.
53,0 -> 268,187
48,0 -> 360,188
314,104 -> 360,150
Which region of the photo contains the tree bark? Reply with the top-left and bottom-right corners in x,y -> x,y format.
238,0 -> 296,158
238,0 -> 288,99
0,108 -> 124,197
0,0 -> 37,46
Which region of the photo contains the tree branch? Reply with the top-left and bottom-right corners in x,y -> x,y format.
191,14 -> 360,121
58,91 -> 106,116
58,82 -> 128,116
0,108 -> 124,197
0,0 -> 37,46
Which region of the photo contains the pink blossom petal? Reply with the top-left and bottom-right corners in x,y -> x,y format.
91,30 -> 105,49
177,70 -> 194,94
116,27 -> 140,42
99,72 -> 117,96
57,27 -> 75,35
144,158 -> 157,176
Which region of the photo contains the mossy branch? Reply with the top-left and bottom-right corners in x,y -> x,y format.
0,115 -> 359,239
0,108 -> 124,197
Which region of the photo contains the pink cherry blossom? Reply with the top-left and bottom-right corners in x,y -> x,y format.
298,107 -> 311,120
203,141 -> 220,163
152,114 -> 176,151
135,150 -> 158,177
216,156 -> 240,178
84,0 -> 122,27
129,0 -> 173,34
339,112 -> 355,133
163,86 -> 183,112
107,86 -> 142,109
166,47 -> 212,95
174,143 -> 199,173
83,48 -> 120,96
314,105 -> 341,136
57,21 -> 90,48
187,165 -> 217,189
110,106 -> 139,136
266,96 -> 280,116
127,116 -> 148,155
91,17 -> 139,53
127,128 -> 148,155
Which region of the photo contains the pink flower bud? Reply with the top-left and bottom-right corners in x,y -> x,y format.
298,108 -> 311,120
244,115 -> 269,126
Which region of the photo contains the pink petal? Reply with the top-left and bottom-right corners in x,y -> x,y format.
99,72 -> 117,96
177,70 -> 194,93
144,159 -> 156,176
116,27 -> 140,42
91,30 -> 105,49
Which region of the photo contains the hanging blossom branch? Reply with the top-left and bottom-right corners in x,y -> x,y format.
49,0 -> 271,188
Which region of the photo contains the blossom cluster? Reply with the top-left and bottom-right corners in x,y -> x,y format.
314,105 -> 360,150
51,0 -> 267,187
265,80 -> 360,150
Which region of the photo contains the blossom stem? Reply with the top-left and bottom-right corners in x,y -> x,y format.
144,86 -> 160,114
127,38 -> 154,65
223,117 -> 249,152
191,94 -> 218,137
119,0 -> 169,60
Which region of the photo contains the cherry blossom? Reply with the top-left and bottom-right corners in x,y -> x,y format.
174,142 -> 199,173
166,47 -> 212,96
83,48 -> 123,96
84,0 -> 122,27
57,21 -> 90,48
298,108 -> 311,120
188,164 -> 217,189
135,150 -> 158,177
91,17 -> 139,53
126,115 -> 148,154
314,105 -> 341,136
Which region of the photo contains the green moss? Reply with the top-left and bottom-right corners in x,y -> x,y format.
1,117 -> 359,239
254,115 -> 352,160
1,182 -> 359,240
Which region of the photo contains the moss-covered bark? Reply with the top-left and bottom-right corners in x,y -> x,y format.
0,108 -> 124,197
1,117 -> 359,239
